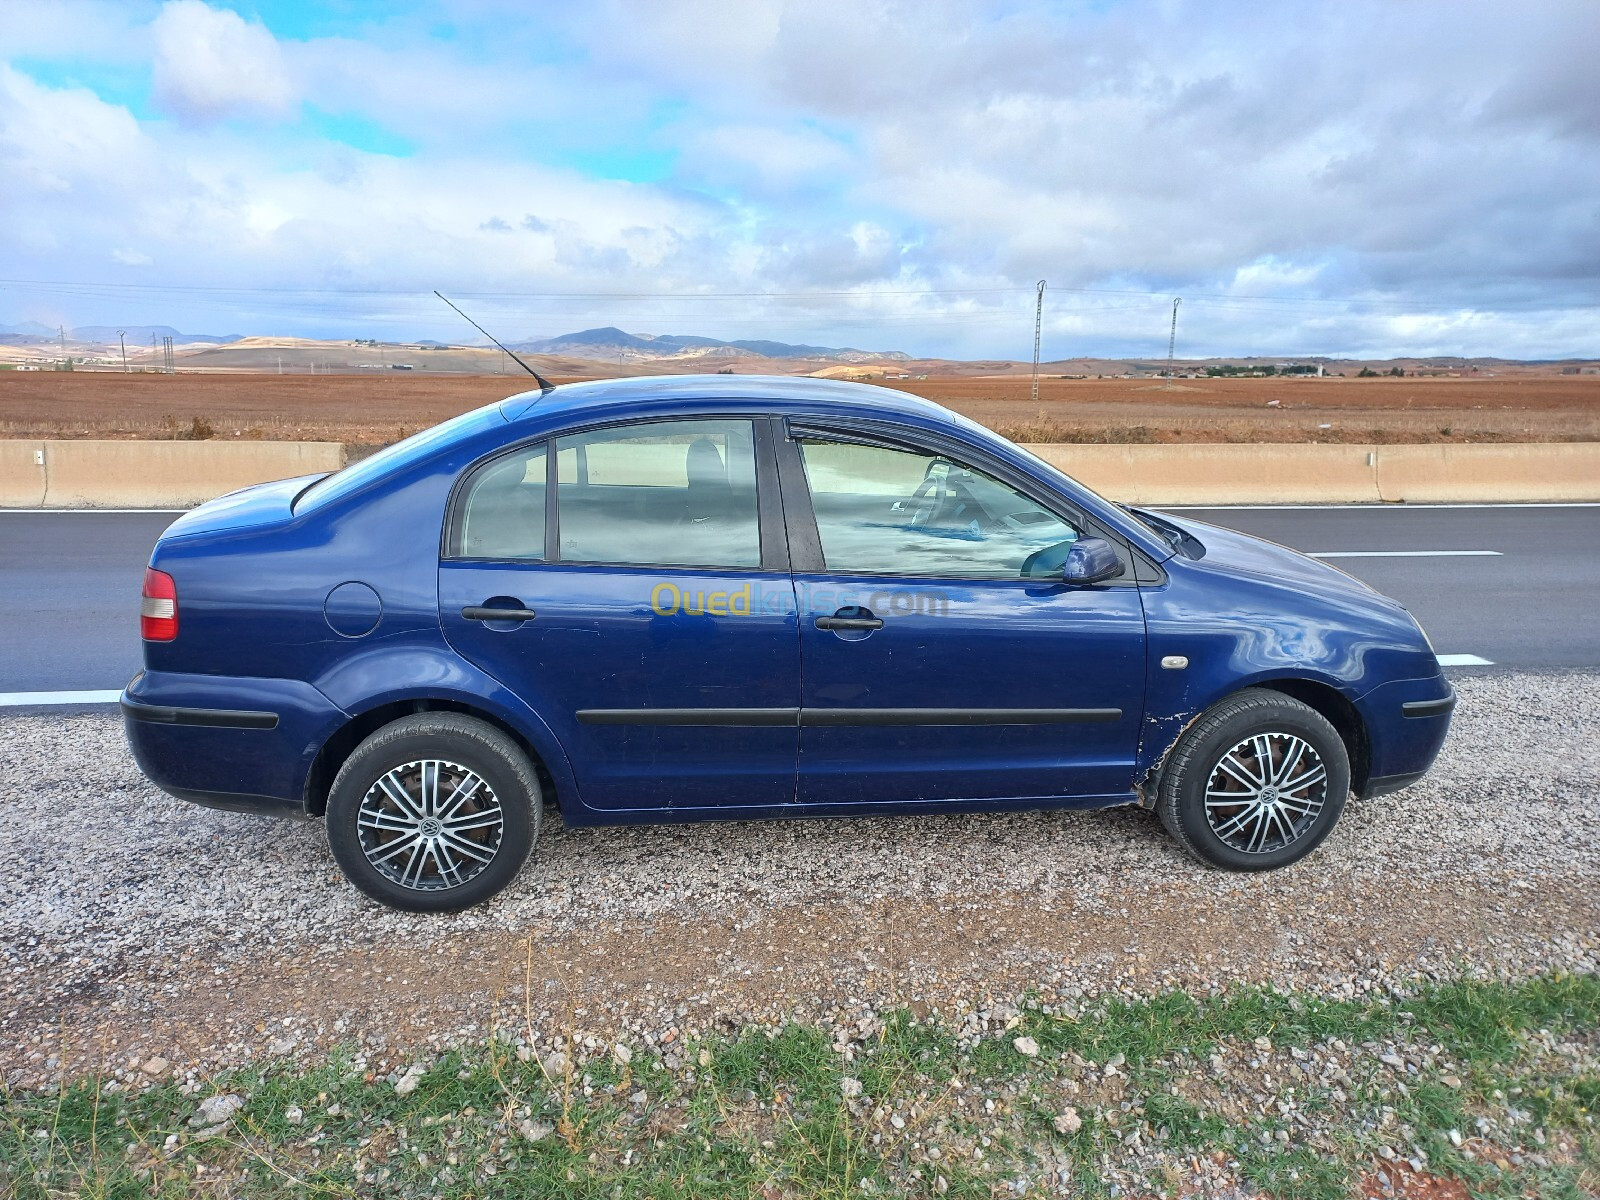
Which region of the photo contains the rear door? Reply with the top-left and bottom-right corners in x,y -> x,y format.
780,425 -> 1147,807
438,417 -> 801,814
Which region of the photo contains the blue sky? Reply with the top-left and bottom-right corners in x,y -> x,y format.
2,0 -> 1598,359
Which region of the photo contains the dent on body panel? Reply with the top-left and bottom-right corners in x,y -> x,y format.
1134,577 -> 1330,786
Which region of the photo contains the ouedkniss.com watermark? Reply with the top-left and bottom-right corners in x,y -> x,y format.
649,580 -> 950,618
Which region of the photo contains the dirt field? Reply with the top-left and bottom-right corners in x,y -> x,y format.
2,370 -> 1597,447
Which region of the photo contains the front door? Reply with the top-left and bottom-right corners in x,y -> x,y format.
782,430 -> 1147,806
439,418 -> 800,813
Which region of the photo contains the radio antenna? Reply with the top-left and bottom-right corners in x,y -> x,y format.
433,290 -> 555,393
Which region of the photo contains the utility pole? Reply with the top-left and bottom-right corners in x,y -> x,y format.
58,325 -> 67,369
118,330 -> 128,372
1165,298 -> 1181,387
1031,280 -> 1047,404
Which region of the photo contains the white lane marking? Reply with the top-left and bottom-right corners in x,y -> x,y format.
1310,550 -> 1502,558
0,689 -> 122,706
1436,654 -> 1494,667
0,509 -> 186,514
1161,502 -> 1600,510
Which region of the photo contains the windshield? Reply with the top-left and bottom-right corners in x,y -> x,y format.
294,407 -> 498,513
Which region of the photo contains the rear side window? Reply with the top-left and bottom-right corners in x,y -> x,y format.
556,419 -> 760,568
796,437 -> 1080,578
457,443 -> 547,560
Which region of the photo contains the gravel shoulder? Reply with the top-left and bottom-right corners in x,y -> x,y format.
3,671 -> 1597,1088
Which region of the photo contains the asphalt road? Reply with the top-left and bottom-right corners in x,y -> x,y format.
1,504 -> 1595,699
1170,504 -> 1600,671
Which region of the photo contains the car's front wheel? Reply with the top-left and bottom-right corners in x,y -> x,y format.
1157,688 -> 1350,871
325,713 -> 540,911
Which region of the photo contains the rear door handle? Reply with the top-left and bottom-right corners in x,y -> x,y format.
815,615 -> 884,631
462,605 -> 538,622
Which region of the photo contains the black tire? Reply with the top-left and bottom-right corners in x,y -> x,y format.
1157,688 -> 1349,871
325,713 -> 540,912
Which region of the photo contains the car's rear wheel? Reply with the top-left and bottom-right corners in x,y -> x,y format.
1157,689 -> 1349,871
325,713 -> 540,911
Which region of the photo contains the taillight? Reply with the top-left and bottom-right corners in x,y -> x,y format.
141,568 -> 178,641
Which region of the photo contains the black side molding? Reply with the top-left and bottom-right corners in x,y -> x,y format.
578,708 -> 801,726
1401,694 -> 1457,719
576,707 -> 1120,727
121,700 -> 279,730
804,708 -> 1122,726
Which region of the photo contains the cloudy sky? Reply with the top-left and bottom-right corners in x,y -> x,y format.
3,0 -> 1597,359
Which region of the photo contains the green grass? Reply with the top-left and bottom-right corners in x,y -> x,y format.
3,973 -> 1597,1198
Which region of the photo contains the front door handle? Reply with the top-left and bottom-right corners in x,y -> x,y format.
462,605 -> 538,623
815,614 -> 884,631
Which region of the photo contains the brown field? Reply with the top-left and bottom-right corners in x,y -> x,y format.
1,370 -> 1597,450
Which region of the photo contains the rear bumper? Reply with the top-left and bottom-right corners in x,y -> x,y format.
121,670 -> 347,817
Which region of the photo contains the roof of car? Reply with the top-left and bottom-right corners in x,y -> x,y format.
498,373 -> 958,426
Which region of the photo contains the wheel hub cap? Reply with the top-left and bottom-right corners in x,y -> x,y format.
355,758 -> 503,892
1202,731 -> 1327,856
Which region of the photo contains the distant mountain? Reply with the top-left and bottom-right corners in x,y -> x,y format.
0,321 -> 57,338
511,326 -> 909,364
69,325 -> 244,345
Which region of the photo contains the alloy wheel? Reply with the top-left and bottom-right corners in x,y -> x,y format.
1202,731 -> 1328,856
356,758 -> 504,891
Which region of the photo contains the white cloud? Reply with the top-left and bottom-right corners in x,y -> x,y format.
3,0 -> 1599,357
680,123 -> 854,191
3,0 -> 149,62
150,0 -> 296,123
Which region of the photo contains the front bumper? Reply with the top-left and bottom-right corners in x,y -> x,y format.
1355,676 -> 1456,799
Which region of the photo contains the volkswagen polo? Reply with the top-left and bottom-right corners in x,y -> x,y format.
122,375 -> 1455,911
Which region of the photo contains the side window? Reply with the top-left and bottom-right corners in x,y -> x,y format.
556,419 -> 761,568
796,438 -> 1080,578
457,443 -> 547,560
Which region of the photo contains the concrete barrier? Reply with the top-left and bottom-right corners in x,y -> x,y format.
2,439 -> 1596,507
1375,443 -> 1600,503
0,441 -> 345,508
0,441 -> 47,507
1027,443 -> 1383,505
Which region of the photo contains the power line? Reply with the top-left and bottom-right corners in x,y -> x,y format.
0,275 -> 1547,313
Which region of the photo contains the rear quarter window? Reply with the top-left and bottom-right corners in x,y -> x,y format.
295,408 -> 497,513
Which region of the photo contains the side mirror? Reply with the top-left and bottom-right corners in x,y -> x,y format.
1061,537 -> 1123,586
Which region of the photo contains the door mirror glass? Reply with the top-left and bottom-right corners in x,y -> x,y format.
1060,537 -> 1123,585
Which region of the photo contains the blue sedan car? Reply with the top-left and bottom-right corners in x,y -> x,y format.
123,375 -> 1455,911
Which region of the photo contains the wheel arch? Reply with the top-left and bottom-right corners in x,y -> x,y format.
1142,676 -> 1372,804
1249,677 -> 1371,797
303,697 -> 564,817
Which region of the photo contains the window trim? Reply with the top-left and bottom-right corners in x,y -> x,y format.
778,418 -> 1143,585
442,413 -> 783,573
